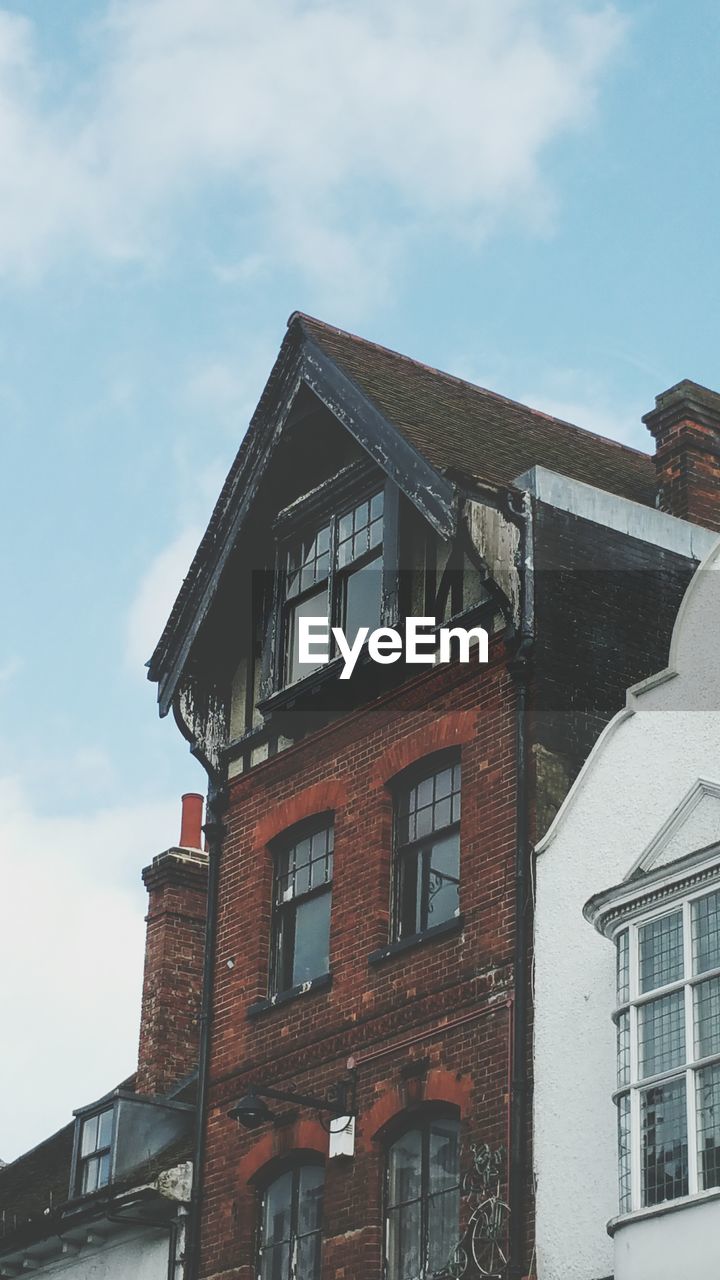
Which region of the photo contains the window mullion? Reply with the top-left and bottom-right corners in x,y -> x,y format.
684,900 -> 699,1194
629,926 -> 641,1209
329,514 -> 338,636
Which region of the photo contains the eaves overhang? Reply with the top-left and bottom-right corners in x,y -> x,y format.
148,315 -> 458,718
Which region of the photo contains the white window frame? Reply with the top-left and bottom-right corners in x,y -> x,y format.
613,885 -> 720,1214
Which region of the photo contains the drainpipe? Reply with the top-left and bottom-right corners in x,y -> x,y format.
187,775 -> 226,1280
503,489 -> 535,1279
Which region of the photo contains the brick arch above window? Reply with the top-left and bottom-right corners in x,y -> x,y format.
370,711 -> 478,790
359,1069 -> 473,1150
238,1118 -> 329,1186
253,779 -> 346,847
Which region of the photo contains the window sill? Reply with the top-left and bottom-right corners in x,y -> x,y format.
247,972 -> 332,1019
368,915 -> 464,966
608,1184 -> 720,1236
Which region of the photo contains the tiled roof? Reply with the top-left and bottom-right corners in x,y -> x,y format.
299,315 -> 655,506
148,312 -> 656,683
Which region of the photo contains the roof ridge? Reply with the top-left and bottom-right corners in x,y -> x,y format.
288,311 -> 652,464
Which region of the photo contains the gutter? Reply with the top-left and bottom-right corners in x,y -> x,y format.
187,776 -> 226,1280
503,488 -> 535,1279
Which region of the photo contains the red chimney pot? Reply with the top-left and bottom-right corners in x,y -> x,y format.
179,792 -> 204,850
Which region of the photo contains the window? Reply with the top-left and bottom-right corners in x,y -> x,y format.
271,820 -> 333,995
258,1164 -> 324,1280
282,490 -> 384,686
614,888 -> 720,1213
393,758 -> 461,941
385,1114 -> 460,1280
78,1107 -> 113,1194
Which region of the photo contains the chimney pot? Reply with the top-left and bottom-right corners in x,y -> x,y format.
179,792 -> 204,850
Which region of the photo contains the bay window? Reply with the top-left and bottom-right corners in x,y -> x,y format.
614,888 -> 720,1213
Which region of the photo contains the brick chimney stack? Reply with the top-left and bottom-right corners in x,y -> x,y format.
136,793 -> 208,1097
644,380 -> 720,532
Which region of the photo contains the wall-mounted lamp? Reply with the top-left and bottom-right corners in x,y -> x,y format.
228,1075 -> 356,1131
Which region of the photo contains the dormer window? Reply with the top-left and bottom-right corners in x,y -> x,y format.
78,1107 -> 113,1194
282,490 -> 383,687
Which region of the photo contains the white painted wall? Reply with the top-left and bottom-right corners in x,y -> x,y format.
534,539 -> 720,1280
613,1195 -> 720,1280
29,1229 -> 170,1280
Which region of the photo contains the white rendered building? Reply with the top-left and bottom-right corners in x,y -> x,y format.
534,537 -> 720,1280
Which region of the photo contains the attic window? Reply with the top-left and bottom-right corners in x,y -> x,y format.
281,490 -> 384,687
78,1107 -> 113,1194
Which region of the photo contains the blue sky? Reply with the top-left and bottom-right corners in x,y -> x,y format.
0,0 -> 718,1162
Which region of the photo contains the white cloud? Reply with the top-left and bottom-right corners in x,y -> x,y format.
125,526 -> 202,671
0,0 -> 627,294
0,774 -> 178,1163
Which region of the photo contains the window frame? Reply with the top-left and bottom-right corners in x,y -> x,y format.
72,1104 -> 115,1197
391,752 -> 462,944
262,466 -> 401,698
383,1108 -> 461,1280
613,885 -> 720,1215
256,1158 -> 325,1280
269,817 -> 334,998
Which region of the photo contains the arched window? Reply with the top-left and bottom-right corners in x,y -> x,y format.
258,1163 -> 324,1280
384,1113 -> 460,1280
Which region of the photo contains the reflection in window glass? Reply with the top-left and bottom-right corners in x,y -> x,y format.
394,760 -> 461,939
259,1166 -> 324,1280
272,822 -> 333,995
385,1117 -> 460,1280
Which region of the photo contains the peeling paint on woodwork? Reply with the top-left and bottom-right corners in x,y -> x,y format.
465,500 -> 521,626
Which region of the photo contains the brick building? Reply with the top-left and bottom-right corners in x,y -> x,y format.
147,316 -> 720,1280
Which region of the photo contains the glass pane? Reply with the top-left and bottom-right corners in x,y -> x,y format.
82,1156 -> 100,1195
370,491 -> 384,522
259,1242 -> 290,1280
80,1114 -> 99,1157
388,1129 -> 422,1208
638,991 -> 686,1078
97,1152 -> 111,1188
343,560 -> 382,643
695,977 -> 720,1059
617,1093 -> 631,1212
427,832 -> 460,928
617,1011 -> 630,1088
639,912 -> 684,993
298,1166 -> 324,1237
429,1120 -> 460,1193
97,1109 -> 113,1149
287,588 -> 329,685
641,1078 -> 688,1206
297,1232 -> 322,1280
292,890 -> 331,986
398,849 -> 421,938
693,891 -> 720,975
697,1062 -> 720,1190
617,930 -> 630,1005
262,1172 -> 293,1246
427,1185 -> 461,1272
386,1201 -> 421,1280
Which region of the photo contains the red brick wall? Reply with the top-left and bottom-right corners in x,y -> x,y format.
137,850 -> 208,1097
200,639 -> 518,1279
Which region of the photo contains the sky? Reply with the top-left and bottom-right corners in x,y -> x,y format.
0,0 -> 719,1164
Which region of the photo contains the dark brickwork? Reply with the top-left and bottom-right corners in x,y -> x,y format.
532,503 -> 694,833
137,849 -> 209,1098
